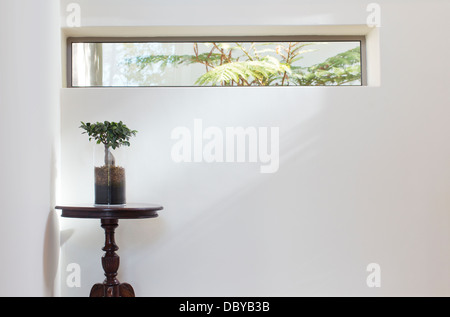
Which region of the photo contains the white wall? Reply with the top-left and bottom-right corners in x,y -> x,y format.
59,0 -> 450,296
0,0 -> 61,296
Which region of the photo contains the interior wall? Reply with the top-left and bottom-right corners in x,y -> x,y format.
59,0 -> 450,296
0,0 -> 61,296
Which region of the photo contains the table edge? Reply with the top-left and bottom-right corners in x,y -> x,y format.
55,204 -> 163,220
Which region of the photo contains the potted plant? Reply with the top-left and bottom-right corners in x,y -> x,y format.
80,121 -> 137,205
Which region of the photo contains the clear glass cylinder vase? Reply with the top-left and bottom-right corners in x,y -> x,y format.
93,144 -> 127,205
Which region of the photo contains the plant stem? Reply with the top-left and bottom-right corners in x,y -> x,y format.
213,43 -> 233,63
236,43 -> 254,61
104,144 -> 116,166
193,43 -> 215,71
281,43 -> 293,86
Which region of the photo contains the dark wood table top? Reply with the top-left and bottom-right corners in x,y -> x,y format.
55,203 -> 163,219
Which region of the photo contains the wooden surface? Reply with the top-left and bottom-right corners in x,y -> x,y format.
90,219 -> 135,297
55,203 -> 163,219
56,203 -> 163,297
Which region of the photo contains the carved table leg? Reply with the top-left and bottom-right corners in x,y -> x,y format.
90,219 -> 135,297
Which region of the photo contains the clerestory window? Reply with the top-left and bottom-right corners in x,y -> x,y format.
67,36 -> 366,87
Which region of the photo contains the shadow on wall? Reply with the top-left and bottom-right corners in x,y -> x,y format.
125,107 -> 326,296
123,88 -> 402,296
43,143 -> 60,297
43,210 -> 60,296
156,115 -> 322,251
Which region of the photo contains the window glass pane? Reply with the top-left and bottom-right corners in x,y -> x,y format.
71,40 -> 362,87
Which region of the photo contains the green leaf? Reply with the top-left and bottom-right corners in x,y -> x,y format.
195,57 -> 287,86
80,121 -> 138,148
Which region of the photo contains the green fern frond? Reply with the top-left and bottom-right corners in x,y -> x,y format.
292,47 -> 361,85
195,57 -> 289,86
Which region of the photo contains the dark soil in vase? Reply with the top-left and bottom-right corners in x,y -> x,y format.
95,165 -> 126,205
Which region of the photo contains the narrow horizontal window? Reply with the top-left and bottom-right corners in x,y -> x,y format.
68,36 -> 365,87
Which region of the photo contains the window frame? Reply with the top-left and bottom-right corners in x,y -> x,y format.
67,35 -> 367,88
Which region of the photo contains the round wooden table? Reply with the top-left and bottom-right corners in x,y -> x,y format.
56,203 -> 163,297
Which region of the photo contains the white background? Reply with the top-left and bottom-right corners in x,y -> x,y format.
0,0 -> 449,297
58,0 -> 450,296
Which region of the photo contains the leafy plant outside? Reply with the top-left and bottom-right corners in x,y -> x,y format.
123,42 -> 361,87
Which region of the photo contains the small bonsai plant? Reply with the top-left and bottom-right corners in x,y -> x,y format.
80,121 -> 137,205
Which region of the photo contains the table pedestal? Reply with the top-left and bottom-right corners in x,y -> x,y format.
89,219 -> 135,297
56,203 -> 163,297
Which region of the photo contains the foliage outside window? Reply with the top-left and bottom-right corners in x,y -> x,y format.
70,38 -> 364,87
